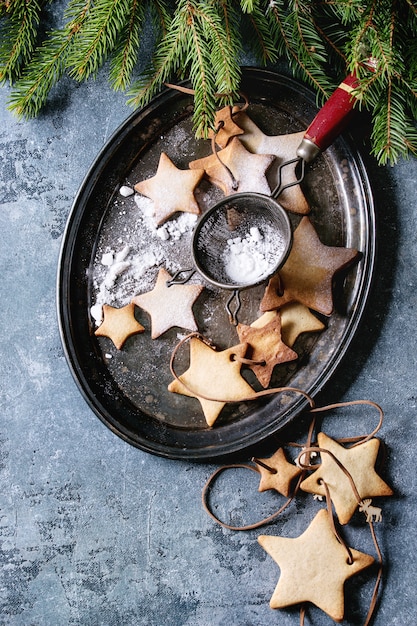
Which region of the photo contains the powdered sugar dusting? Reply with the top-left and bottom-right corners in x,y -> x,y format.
134,194 -> 199,241
90,191 -> 200,324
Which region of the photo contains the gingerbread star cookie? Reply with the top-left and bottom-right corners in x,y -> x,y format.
300,432 -> 393,525
132,268 -> 204,339
236,314 -> 297,388
255,448 -> 302,497
208,105 -> 244,147
260,216 -> 360,316
134,152 -> 204,225
258,509 -> 375,621
225,108 -> 310,215
94,302 -> 145,349
250,304 -> 325,348
168,337 -> 257,426
189,137 -> 275,195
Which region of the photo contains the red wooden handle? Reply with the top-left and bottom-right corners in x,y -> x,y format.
297,71 -> 361,163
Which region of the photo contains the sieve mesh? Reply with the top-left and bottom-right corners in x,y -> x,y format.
192,193 -> 292,289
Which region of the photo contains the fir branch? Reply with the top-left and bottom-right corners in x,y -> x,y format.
127,0 -> 187,110
217,0 -> 236,45
149,0 -> 172,37
109,0 -> 145,90
404,0 -> 417,17
292,4 -> 328,64
371,78 -> 417,165
128,0 -> 242,137
240,0 -> 255,11
328,0 -> 373,28
66,0 -> 132,81
2,0 -> 417,164
7,0 -> 92,117
308,5 -> 347,67
186,2 -> 217,137
267,0 -> 335,97
241,2 -> 279,65
195,0 -> 241,98
0,0 -> 43,82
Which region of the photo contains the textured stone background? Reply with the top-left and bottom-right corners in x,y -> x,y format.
1,16 -> 416,626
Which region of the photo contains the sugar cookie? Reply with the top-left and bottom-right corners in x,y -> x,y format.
94,302 -> 144,350
258,509 -> 375,621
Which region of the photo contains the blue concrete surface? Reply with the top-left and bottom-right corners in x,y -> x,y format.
1,44 -> 416,626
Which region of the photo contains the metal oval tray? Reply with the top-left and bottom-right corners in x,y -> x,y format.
57,67 -> 375,461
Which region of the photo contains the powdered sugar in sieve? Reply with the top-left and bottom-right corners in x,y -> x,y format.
191,193 -> 292,290
223,225 -> 285,285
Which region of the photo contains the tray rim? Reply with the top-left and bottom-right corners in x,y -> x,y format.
56,66 -> 376,461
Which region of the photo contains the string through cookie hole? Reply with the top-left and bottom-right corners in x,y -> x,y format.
201,398 -> 391,626
202,462 -> 302,532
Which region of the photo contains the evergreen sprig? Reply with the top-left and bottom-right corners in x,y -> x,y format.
6,0 -> 93,117
108,0 -> 146,90
1,0 -> 417,165
0,0 -> 44,82
66,0 -> 133,81
127,0 -> 242,137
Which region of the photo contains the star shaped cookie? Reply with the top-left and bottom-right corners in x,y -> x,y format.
255,448 -> 302,497
168,337 -> 257,426
134,152 -> 204,225
250,304 -> 325,348
132,268 -> 204,339
208,105 -> 244,147
260,216 -> 360,316
258,509 -> 375,621
236,315 -> 297,388
300,432 -> 393,525
94,302 -> 145,349
189,137 -> 274,195
226,108 -> 310,215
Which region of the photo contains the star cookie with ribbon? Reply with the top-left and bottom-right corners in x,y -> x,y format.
250,304 -> 325,349
258,509 -> 375,621
218,108 -> 310,215
300,432 -> 393,525
208,105 -> 245,147
132,268 -> 204,339
254,448 -> 302,497
168,337 -> 256,427
189,137 -> 275,196
236,314 -> 297,388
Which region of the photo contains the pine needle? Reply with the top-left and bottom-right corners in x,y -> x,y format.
2,0 -> 417,163
0,0 -> 43,82
7,0 -> 92,117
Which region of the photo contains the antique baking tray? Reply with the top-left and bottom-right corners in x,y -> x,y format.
57,67 -> 375,461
